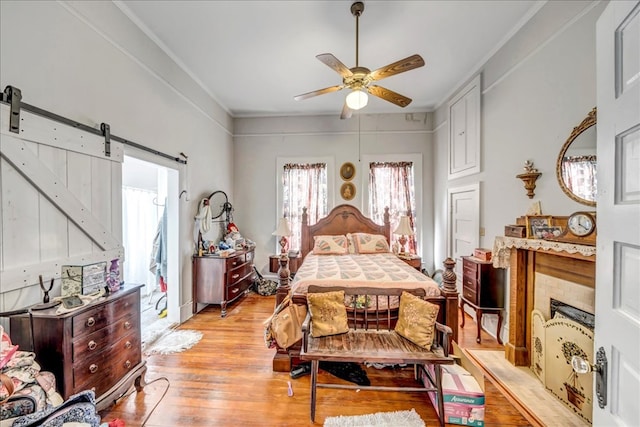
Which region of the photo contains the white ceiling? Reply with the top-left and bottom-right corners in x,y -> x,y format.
117,0 -> 543,118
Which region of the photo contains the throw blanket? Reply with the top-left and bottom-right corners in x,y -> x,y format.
291,253 -> 441,297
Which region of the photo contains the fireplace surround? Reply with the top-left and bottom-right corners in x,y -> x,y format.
493,236 -> 596,366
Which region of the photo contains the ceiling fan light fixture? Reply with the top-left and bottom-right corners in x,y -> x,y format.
346,89 -> 368,110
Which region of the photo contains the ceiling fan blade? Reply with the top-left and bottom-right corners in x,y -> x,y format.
340,102 -> 353,120
294,85 -> 344,101
316,54 -> 354,78
368,85 -> 412,107
368,54 -> 425,81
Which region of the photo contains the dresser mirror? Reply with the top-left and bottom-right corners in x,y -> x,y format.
556,107 -> 597,207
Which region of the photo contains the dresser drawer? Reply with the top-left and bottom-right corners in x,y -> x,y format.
72,312 -> 138,362
73,338 -> 141,395
462,285 -> 477,304
226,275 -> 253,301
463,259 -> 478,279
226,261 -> 253,285
72,291 -> 138,338
225,254 -> 245,270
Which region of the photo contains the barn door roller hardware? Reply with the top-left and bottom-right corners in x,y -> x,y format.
1,85 -> 187,165
101,123 -> 111,157
5,86 -> 22,133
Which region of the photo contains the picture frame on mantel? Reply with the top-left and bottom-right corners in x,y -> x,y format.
526,215 -> 552,238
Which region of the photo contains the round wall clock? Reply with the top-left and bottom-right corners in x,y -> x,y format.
567,212 -> 596,237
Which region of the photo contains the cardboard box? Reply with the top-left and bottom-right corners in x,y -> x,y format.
473,248 -> 492,262
61,262 -> 106,296
422,342 -> 486,426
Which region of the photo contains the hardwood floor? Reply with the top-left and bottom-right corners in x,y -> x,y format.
100,292 -> 531,426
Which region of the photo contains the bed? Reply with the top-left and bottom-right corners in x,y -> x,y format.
272,204 -> 459,372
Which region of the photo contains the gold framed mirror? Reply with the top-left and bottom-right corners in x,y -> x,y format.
556,107 -> 597,207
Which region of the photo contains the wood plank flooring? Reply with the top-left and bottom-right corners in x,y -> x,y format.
100,292 -> 531,426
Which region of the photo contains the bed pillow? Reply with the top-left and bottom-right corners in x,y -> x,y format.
351,232 -> 390,254
345,233 -> 356,254
394,291 -> 440,350
312,235 -> 348,255
307,290 -> 349,338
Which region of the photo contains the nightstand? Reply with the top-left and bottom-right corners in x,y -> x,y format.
459,256 -> 505,344
269,254 -> 301,274
398,255 -> 422,270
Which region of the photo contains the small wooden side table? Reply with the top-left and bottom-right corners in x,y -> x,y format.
269,254 -> 301,274
398,255 -> 422,270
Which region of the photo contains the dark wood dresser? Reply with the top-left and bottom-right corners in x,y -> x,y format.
192,248 -> 255,317
460,255 -> 506,343
9,284 -> 146,410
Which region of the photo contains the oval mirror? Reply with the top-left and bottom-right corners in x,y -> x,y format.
556,108 -> 597,207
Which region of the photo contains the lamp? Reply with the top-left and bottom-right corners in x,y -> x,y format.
393,215 -> 414,256
272,217 -> 292,254
346,89 -> 368,110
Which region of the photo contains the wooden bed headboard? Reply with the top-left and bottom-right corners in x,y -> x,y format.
300,204 -> 390,260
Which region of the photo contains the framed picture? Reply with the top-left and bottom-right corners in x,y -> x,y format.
340,182 -> 356,200
526,215 -> 552,238
532,226 -> 563,240
340,162 -> 355,181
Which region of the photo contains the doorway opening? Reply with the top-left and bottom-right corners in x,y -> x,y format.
122,155 -> 180,334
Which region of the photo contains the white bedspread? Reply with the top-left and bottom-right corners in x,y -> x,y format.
290,253 -> 441,298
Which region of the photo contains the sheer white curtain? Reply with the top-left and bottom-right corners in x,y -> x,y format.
122,187 -> 160,293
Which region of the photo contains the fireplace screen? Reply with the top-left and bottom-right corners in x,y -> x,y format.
531,306 -> 594,423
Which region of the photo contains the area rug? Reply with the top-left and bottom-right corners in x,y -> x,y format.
323,409 -> 425,427
142,318 -> 203,355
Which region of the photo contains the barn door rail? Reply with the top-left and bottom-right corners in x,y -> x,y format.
1,85 -> 187,165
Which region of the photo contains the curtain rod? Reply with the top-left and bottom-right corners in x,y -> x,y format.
1,86 -> 187,165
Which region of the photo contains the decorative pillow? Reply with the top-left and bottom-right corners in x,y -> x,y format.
307,290 -> 349,338
345,233 -> 356,254
395,291 -> 440,350
352,233 -> 390,254
312,235 -> 348,255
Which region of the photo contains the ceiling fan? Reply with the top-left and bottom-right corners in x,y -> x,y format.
294,1 -> 425,119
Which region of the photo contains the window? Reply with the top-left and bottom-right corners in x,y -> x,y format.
282,162 -> 328,251
368,161 -> 417,254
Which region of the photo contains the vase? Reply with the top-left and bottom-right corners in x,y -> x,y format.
107,258 -> 121,292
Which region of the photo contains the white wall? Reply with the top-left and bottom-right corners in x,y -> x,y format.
432,1 -> 606,340
233,112 -> 436,273
0,1 -> 233,321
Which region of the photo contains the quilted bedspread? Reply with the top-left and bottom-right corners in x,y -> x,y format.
291,253 -> 441,298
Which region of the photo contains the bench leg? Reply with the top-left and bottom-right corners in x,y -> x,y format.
310,360 -> 318,422
435,364 -> 445,427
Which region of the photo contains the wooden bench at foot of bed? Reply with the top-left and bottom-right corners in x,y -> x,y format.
272,256 -> 459,372
300,285 -> 454,427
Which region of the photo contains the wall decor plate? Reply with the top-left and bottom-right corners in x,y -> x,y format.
341,182 -> 356,200
340,162 -> 355,181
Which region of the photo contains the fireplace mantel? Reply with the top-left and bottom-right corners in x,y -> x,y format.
492,236 -> 596,366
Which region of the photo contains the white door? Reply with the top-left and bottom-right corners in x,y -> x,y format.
447,183 -> 480,287
595,1 -> 640,425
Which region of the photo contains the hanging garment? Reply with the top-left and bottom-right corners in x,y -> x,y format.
154,206 -> 168,288
193,198 -> 212,247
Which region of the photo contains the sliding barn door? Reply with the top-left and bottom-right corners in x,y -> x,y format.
0,103 -> 124,310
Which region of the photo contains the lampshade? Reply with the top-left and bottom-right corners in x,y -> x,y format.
345,90 -> 368,110
272,217 -> 292,237
393,216 -> 414,236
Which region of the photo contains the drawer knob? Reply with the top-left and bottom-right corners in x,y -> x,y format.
88,340 -> 97,351
231,287 -> 239,294
86,317 -> 96,327
125,341 -> 132,349
89,364 -> 98,374
232,274 -> 240,280
124,321 -> 132,330
124,360 -> 132,369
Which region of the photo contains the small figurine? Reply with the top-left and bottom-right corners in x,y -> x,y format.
523,160 -> 539,173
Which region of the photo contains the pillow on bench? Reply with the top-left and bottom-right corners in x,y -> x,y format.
395,291 -> 440,350
307,290 -> 349,338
